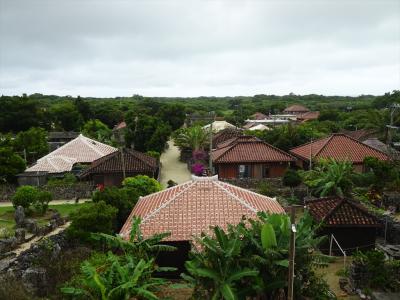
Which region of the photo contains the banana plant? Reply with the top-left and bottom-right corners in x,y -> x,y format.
91,216 -> 176,261
183,226 -> 258,300
61,252 -> 165,300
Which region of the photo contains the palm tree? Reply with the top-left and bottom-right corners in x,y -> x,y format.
174,126 -> 210,151
303,158 -> 354,198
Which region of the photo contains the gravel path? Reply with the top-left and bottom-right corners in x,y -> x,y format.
160,140 -> 192,187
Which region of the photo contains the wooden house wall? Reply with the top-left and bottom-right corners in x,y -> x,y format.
215,162 -> 289,179
318,227 -> 377,255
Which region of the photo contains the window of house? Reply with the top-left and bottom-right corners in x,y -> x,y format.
262,165 -> 270,178
239,165 -> 251,178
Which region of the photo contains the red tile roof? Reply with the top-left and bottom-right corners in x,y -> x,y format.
306,197 -> 380,227
119,176 -> 285,241
339,129 -> 377,141
250,112 -> 268,120
80,148 -> 158,177
298,111 -> 320,121
283,104 -> 310,113
212,139 -> 294,163
113,121 -> 127,131
289,134 -> 389,163
216,135 -> 260,149
212,128 -> 243,148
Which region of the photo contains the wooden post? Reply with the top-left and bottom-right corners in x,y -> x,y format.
288,206 -> 297,300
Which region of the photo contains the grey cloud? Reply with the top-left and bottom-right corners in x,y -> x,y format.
0,0 -> 399,97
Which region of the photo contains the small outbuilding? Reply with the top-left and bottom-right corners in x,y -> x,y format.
120,175 -> 285,275
306,197 -> 381,254
80,148 -> 159,187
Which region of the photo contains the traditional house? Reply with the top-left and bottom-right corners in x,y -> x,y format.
48,131 -> 79,151
306,197 -> 381,254
289,133 -> 389,172
203,120 -> 236,132
297,111 -> 320,122
283,104 -> 310,115
211,137 -> 295,179
120,175 -> 285,274
80,148 -> 159,187
363,138 -> 400,160
250,112 -> 268,120
339,129 -> 377,142
19,134 -> 117,185
212,127 -> 243,148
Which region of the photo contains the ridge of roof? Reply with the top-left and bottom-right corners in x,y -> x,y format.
306,197 -> 380,226
214,181 -> 258,213
140,181 -> 197,225
213,139 -> 294,163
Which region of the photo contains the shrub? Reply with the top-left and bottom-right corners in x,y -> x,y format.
122,175 -> 162,197
191,163 -> 204,176
12,185 -> 38,211
257,181 -> 279,197
47,173 -> 77,186
33,190 -> 52,215
92,187 -> 134,230
66,201 -> 118,241
282,169 -> 302,188
12,185 -> 52,215
146,150 -> 160,161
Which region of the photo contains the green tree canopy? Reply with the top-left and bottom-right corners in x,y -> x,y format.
50,101 -> 83,131
82,119 -> 112,143
13,127 -> 49,163
0,147 -> 26,183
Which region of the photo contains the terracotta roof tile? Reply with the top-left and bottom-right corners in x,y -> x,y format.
283,104 -> 310,113
212,140 -> 294,163
120,176 -> 285,241
212,128 -> 243,148
298,111 -> 320,121
339,129 -> 377,141
250,112 -> 268,120
80,148 -> 158,177
306,197 -> 380,227
289,134 -> 389,163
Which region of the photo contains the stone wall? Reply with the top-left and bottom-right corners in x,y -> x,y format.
0,182 -> 95,201
42,182 -> 95,200
376,214 -> 400,244
0,184 -> 16,202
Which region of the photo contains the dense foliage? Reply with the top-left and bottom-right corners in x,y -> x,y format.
67,201 -> 118,241
301,159 -> 354,198
12,185 -> 52,215
62,217 -> 176,300
184,213 -> 333,300
122,175 -> 162,198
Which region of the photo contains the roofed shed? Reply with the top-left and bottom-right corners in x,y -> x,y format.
80,148 -> 159,187
120,175 -> 285,274
306,197 -> 381,254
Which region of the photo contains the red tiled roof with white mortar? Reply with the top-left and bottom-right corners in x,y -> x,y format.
119,176 -> 285,241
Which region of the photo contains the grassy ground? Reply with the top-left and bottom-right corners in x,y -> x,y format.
0,202 -> 89,237
316,256 -> 359,300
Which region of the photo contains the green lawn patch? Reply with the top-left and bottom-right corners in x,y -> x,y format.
0,203 -> 90,237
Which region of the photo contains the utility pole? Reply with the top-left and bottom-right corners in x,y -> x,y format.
208,111 -> 215,174
386,104 -> 400,158
288,205 -> 298,300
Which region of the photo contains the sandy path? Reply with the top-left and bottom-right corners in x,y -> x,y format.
160,140 -> 191,187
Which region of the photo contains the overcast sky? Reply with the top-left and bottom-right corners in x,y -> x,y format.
0,0 -> 399,97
